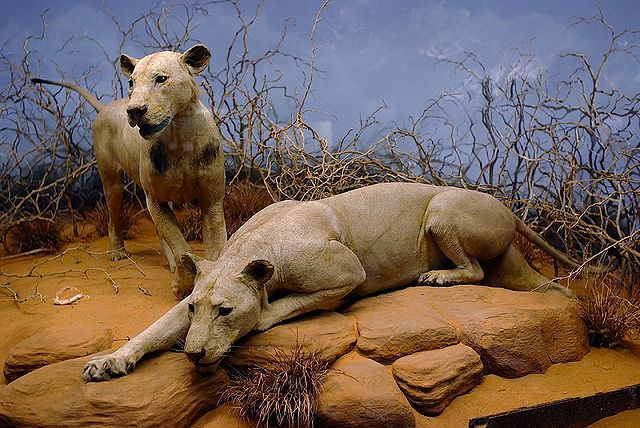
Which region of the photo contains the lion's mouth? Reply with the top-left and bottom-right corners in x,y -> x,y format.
138,117 -> 171,139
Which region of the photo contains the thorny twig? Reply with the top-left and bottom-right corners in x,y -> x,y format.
0,245 -> 147,298
1,283 -> 45,304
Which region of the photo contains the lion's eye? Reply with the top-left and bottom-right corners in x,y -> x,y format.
155,75 -> 168,84
218,307 -> 232,317
187,303 -> 195,313
128,79 -> 134,88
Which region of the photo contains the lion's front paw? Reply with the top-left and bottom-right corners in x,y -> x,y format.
418,270 -> 453,286
83,354 -> 134,382
171,275 -> 193,300
254,311 -> 280,332
109,249 -> 131,261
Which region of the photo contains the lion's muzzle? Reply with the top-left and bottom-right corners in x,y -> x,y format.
185,348 -> 206,364
127,105 -> 147,126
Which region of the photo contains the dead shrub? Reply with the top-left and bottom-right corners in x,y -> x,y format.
86,200 -> 141,239
8,219 -> 63,254
514,232 -> 549,272
222,344 -> 329,428
224,182 -> 276,237
580,273 -> 640,348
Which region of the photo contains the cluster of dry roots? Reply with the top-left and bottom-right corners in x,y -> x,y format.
174,181 -> 276,242
222,345 -> 329,428
580,273 -> 640,348
6,219 -> 63,255
86,200 -> 142,240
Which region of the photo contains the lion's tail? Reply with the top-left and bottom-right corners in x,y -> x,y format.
514,216 -> 614,274
31,78 -> 104,113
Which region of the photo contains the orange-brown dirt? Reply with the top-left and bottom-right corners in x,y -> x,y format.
1,218 -> 639,427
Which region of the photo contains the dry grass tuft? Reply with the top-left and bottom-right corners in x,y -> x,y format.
175,182 -> 276,242
222,344 -> 329,428
580,273 -> 640,348
8,219 -> 63,254
176,205 -> 202,242
224,181 -> 276,238
86,200 -> 141,239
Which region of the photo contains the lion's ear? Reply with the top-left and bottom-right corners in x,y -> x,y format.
241,260 -> 274,286
180,44 -> 211,74
120,54 -> 139,78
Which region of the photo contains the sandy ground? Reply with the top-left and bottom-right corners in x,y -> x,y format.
1,221 -> 639,427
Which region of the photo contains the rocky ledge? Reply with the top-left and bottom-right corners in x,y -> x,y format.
0,285 -> 588,427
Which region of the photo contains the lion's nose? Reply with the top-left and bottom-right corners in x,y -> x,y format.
127,105 -> 148,124
185,348 -> 206,363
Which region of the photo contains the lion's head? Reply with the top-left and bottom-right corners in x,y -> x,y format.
120,45 -> 211,139
176,253 -> 273,367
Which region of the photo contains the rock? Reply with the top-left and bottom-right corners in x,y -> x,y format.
427,286 -> 589,378
3,326 -> 113,383
346,285 -> 589,376
347,292 -> 460,363
0,352 -> 227,428
392,343 -> 484,415
315,354 -> 415,428
227,311 -> 357,367
192,403 -> 253,428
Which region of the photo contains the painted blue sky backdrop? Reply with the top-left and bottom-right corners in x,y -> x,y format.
2,0 -> 639,143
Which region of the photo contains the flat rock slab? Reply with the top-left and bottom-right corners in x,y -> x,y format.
0,352 -> 227,428
347,285 -> 589,377
315,354 -> 415,428
392,343 -> 484,415
3,326 -> 113,383
347,291 -> 460,364
227,311 -> 357,367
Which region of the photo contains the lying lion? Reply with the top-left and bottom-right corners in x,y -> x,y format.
32,45 -> 226,298
84,182 -> 581,381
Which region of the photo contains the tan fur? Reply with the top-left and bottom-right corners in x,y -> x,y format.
33,45 -> 226,298
83,183 -> 578,382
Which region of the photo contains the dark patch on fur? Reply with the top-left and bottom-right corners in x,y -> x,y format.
149,143 -> 173,174
193,142 -> 218,169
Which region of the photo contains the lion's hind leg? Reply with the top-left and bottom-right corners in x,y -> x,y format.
418,232 -> 485,286
481,243 -> 577,299
98,166 -> 130,261
418,189 -> 514,287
